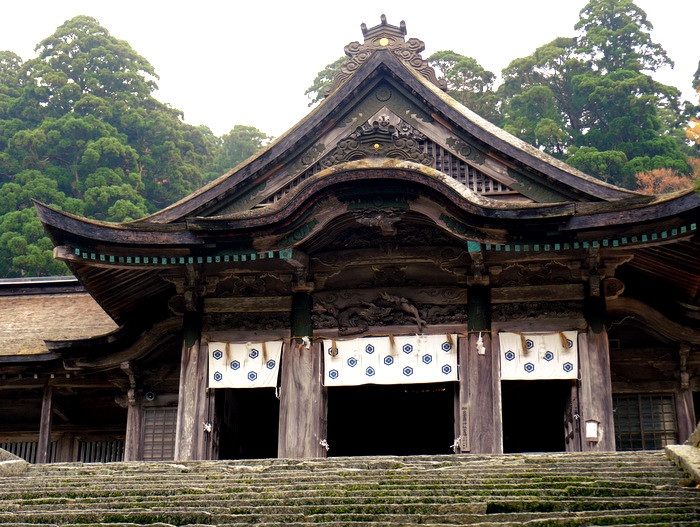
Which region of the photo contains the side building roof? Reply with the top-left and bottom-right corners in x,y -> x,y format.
0,278 -> 117,362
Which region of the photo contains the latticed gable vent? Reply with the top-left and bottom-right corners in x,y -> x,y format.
420,140 -> 510,194
259,137 -> 512,206
260,167 -> 324,206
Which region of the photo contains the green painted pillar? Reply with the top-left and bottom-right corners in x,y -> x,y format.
291,292 -> 313,340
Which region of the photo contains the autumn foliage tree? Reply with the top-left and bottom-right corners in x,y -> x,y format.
634,167 -> 694,194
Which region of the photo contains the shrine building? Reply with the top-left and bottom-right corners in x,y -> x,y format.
1,16 -> 699,462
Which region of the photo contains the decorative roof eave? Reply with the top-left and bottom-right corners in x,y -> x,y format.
187,158 -> 580,232
49,317 -> 183,372
34,200 -> 202,247
36,158 -> 698,256
564,188 -> 700,231
0,353 -> 59,364
607,296 -> 700,344
187,159 -> 699,233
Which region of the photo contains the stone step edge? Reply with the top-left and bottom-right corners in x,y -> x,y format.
1,508 -> 696,525
3,503 -> 696,518
4,496 -> 693,510
666,445 -> 700,485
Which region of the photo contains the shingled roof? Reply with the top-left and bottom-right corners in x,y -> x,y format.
0,278 -> 117,359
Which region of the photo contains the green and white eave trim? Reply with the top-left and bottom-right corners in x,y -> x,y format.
467,223 -> 697,253
67,221 -> 696,265
70,247 -> 294,266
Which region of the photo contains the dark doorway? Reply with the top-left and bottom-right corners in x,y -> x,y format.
327,382 -> 455,456
216,388 -> 279,459
501,380 -> 570,453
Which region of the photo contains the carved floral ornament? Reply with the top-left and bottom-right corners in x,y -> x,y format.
325,16 -> 447,97
312,112 -> 433,169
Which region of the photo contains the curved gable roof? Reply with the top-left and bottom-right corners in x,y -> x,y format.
136,27 -> 638,225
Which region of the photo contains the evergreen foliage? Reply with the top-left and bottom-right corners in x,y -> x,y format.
0,16 -> 269,277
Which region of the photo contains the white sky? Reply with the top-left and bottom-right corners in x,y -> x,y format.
1,0 -> 698,138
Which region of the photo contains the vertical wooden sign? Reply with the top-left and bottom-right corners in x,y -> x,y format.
460,405 -> 470,452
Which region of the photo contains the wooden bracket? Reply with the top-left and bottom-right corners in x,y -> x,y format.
290,251 -> 314,293
120,361 -> 139,406
680,343 -> 691,390
467,247 -> 489,287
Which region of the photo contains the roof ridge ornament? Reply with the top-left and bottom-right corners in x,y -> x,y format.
326,15 -> 447,97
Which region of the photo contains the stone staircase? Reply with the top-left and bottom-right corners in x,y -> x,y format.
0,451 -> 698,526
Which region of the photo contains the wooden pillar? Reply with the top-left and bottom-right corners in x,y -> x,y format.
579,293 -> 616,451
174,311 -> 209,461
36,384 -> 54,464
124,401 -> 143,461
458,285 -> 501,454
676,343 -> 696,443
278,291 -> 327,458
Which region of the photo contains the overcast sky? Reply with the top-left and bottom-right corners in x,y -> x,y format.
1,0 -> 698,137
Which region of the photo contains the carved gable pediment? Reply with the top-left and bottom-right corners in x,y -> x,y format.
138,16 -> 638,223
213,98 -> 527,215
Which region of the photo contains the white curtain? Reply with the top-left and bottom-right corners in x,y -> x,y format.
499,331 -> 578,380
323,334 -> 458,386
208,340 -> 283,388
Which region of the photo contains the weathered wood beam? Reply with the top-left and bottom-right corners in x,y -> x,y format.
314,287 -> 468,309
204,296 -> 292,313
312,246 -> 471,273
563,192 -> 700,230
607,297 -> 700,344
611,380 -> 681,392
34,201 -> 201,245
0,377 -> 114,390
53,246 -> 178,270
491,284 -> 584,304
62,317 -> 182,371
51,402 -> 70,423
36,385 -> 54,464
314,323 -> 467,339
492,318 -> 587,334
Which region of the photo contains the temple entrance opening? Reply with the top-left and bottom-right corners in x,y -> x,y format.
326,382 -> 455,456
501,380 -> 570,453
215,388 -> 279,459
